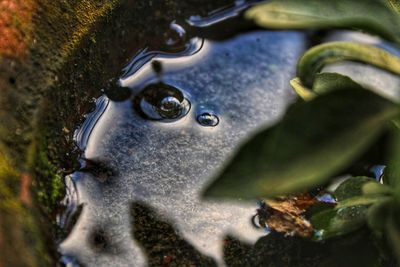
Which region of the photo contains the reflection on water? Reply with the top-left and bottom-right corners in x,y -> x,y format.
59,3 -> 307,266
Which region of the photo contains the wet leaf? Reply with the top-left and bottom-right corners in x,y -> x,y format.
245,0 -> 400,44
204,89 -> 399,199
311,177 -> 388,240
311,185 -> 389,240
334,176 -> 375,201
297,42 -> 400,88
311,205 -> 368,240
337,195 -> 389,209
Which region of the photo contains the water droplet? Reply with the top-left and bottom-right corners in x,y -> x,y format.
133,82 -> 190,121
163,22 -> 187,51
197,112 -> 219,127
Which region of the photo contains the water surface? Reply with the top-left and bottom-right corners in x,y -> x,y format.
59,6 -> 307,266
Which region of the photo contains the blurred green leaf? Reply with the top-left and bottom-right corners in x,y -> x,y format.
204,89 -> 399,199
245,0 -> 400,44
384,125 -> 400,188
311,206 -> 368,240
297,42 -> 400,88
366,200 -> 392,232
334,176 -> 375,201
386,213 -> 400,264
386,0 -> 400,14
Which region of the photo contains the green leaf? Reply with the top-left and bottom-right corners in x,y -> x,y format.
362,181 -> 393,196
312,73 -> 365,95
311,206 -> 368,240
386,0 -> 400,14
290,73 -> 364,101
311,193 -> 388,240
289,77 -> 316,101
337,195 -> 390,209
297,42 -> 400,88
384,125 -> 400,188
203,89 -> 399,199
245,0 -> 400,44
334,176 -> 375,201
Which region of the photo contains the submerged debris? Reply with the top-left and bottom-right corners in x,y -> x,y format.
253,193 -> 336,238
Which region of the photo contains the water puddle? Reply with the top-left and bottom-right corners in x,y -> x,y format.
56,2 -> 400,265
59,2 -> 308,266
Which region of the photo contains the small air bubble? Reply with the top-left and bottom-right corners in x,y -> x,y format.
197,112 -> 219,127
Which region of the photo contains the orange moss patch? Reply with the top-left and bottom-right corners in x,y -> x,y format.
0,0 -> 35,58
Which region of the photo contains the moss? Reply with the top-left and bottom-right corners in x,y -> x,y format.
0,151 -> 50,267
31,138 -> 64,215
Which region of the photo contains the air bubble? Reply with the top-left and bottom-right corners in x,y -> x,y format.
197,112 -> 219,127
133,82 -> 190,121
163,22 -> 187,51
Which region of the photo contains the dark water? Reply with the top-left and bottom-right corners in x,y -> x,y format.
57,2 -> 400,267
